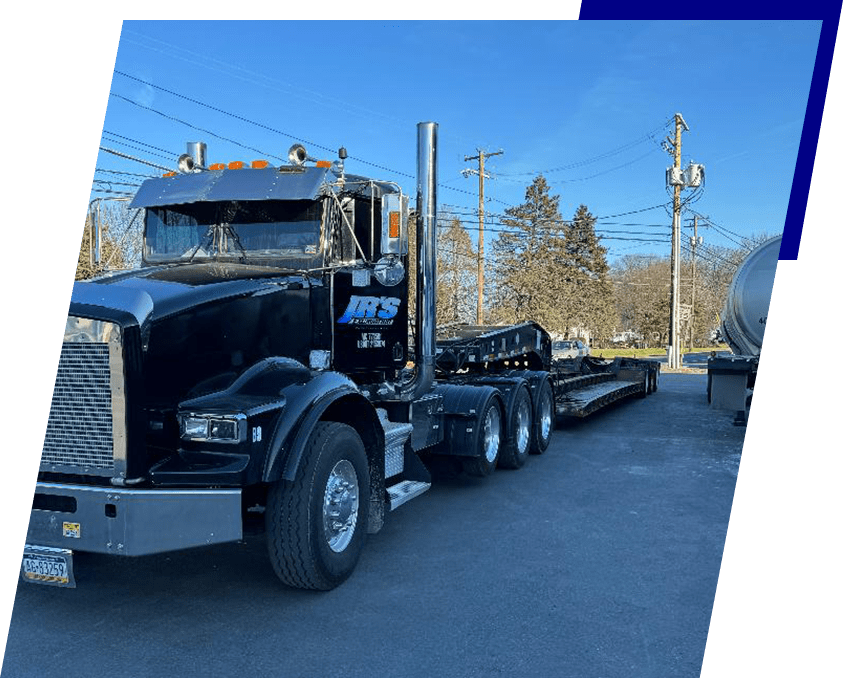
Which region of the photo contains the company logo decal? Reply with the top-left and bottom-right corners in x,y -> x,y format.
338,296 -> 400,326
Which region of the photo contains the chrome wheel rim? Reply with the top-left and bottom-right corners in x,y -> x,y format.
539,388 -> 553,442
483,406 -> 501,463
323,459 -> 359,553
515,398 -> 531,455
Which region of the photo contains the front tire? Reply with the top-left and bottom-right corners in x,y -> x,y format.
266,422 -> 369,590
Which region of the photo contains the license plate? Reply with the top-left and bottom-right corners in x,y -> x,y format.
21,547 -> 76,588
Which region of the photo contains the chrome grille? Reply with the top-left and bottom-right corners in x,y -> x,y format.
41,318 -> 126,477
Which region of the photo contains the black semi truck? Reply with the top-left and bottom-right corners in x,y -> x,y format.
23,123 -> 658,590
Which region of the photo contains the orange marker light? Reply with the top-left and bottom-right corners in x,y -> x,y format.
209,163 -> 225,170
228,161 -> 246,170
252,160 -> 269,169
389,212 -> 401,239
315,160 -> 332,168
163,171 -> 177,177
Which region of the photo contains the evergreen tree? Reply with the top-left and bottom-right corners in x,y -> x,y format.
490,176 -> 569,332
562,205 -> 618,344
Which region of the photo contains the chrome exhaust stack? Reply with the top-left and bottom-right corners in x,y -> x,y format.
178,142 -> 207,173
411,121 -> 438,399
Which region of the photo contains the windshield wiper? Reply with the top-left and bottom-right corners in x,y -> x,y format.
221,223 -> 250,263
185,226 -> 215,262
185,223 -> 251,263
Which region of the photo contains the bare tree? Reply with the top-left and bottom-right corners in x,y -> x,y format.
75,200 -> 143,280
437,217 -> 477,326
690,231 -> 780,345
609,230 -> 781,349
76,215 -> 126,280
611,256 -> 672,347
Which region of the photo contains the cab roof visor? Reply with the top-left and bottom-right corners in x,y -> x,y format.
129,165 -> 332,209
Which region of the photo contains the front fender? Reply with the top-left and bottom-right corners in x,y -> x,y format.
261,372 -> 382,484
177,357 -> 383,486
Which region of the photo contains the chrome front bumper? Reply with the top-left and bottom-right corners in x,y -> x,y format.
26,482 -> 242,556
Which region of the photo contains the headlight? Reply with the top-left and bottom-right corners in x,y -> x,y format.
178,413 -> 246,443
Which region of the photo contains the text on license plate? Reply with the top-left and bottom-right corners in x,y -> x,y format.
22,554 -> 70,585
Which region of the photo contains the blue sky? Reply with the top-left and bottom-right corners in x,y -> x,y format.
97,20 -> 822,263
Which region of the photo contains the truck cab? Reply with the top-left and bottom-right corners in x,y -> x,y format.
28,135 -> 424,588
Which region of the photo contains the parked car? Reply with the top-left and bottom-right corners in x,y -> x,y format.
552,339 -> 590,359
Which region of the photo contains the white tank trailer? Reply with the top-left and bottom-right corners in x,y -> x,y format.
708,236 -> 782,425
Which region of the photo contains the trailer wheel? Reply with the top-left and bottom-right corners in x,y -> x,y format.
499,385 -> 532,470
530,378 -> 554,455
462,397 -> 503,477
265,421 -> 369,590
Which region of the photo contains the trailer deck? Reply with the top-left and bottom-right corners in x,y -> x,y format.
435,323 -> 659,420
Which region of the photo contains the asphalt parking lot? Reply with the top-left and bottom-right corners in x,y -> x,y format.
2,373 -> 746,678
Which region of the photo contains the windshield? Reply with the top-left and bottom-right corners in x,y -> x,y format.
144,199 -> 323,263
553,341 -> 573,350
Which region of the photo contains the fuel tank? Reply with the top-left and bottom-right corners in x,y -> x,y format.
720,236 -> 781,357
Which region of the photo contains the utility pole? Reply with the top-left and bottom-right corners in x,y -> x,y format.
689,215 -> 703,351
464,148 -> 503,325
665,114 -> 689,370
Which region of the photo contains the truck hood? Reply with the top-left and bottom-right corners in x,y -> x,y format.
70,263 -> 315,329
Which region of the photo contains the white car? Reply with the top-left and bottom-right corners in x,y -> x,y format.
552,339 -> 590,359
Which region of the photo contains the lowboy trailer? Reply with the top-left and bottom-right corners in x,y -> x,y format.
23,123 -> 658,591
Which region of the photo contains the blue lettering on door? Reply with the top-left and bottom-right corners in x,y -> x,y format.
338,296 -> 401,325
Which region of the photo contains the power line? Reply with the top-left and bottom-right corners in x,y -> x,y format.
108,69 -> 717,252
686,209 -> 754,250
92,179 -> 142,188
110,72 -> 670,218
495,119 -> 671,177
441,201 -> 671,224
113,71 -> 415,180
99,146 -> 173,172
108,92 -> 285,162
102,129 -> 176,156
103,71 -> 687,260
494,146 -> 661,185
98,131 -> 673,248
440,218 -> 671,243
95,168 -> 158,178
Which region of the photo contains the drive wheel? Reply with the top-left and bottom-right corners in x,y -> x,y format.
462,397 -> 503,477
499,385 -> 532,469
530,378 -> 554,455
266,421 -> 369,590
